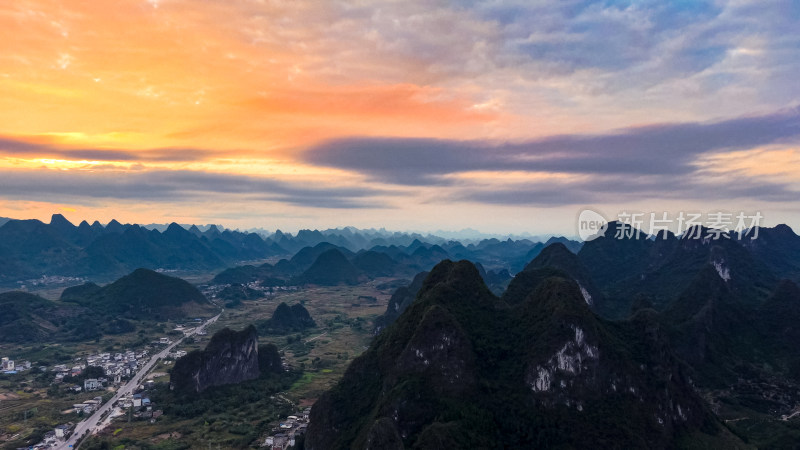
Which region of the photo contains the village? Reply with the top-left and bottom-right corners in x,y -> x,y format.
20,384 -> 166,449
201,281 -> 298,304
50,348 -> 148,392
2,357 -> 32,375
263,407 -> 311,449
13,327 -> 200,449
15,275 -> 88,291
3,303 -> 323,449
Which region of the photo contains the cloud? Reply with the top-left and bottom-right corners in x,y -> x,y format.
302,106 -> 800,207
495,1 -> 725,72
472,1 -> 798,87
0,136 -> 222,162
304,106 -> 800,184
0,169 -> 392,209
451,174 -> 800,207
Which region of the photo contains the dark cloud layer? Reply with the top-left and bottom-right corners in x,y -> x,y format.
0,169 -> 389,209
2,107 -> 798,210
304,106 -> 800,185
0,137 -> 218,163
452,175 -> 799,207
302,107 -> 800,206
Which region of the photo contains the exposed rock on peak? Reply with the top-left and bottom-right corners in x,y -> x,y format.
307,262 -> 725,449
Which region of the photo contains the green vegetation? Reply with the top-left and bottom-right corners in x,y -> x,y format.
75,278 -> 388,449
256,302 -> 316,335
579,222 -> 778,318
0,370 -> 111,449
291,249 -> 361,286
77,327 -> 297,449
60,268 -> 215,320
82,372 -> 297,449
212,264 -> 285,287
290,372 -> 317,391
0,260 -> 390,449
216,284 -> 264,308
350,251 -> 399,277
372,270 -> 428,334
0,291 -> 142,344
307,260 -> 734,449
0,291 -> 66,343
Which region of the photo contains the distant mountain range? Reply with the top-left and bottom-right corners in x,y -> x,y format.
213,239 -> 534,288
0,215 -> 283,284
0,214 -> 579,286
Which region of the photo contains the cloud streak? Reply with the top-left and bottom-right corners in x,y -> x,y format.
0,136 -> 220,162
304,106 -> 800,184
451,175 -> 800,207
0,169 -> 393,209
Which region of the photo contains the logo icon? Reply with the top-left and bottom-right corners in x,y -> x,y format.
577,209 -> 608,241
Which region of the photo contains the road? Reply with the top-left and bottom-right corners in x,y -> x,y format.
56,313 -> 220,449
782,408 -> 800,421
304,331 -> 328,343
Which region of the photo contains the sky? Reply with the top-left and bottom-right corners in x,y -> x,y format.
1,0 -> 799,235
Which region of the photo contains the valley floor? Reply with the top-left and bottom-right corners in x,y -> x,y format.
0,277 -> 397,449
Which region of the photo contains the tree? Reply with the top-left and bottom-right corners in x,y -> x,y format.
84,365 -> 105,379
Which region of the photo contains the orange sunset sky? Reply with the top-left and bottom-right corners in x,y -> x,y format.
1,0 -> 799,234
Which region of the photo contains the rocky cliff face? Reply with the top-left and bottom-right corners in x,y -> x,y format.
171,325 -> 260,394
306,260 -> 730,450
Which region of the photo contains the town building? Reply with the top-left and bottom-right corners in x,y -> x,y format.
84,378 -> 103,391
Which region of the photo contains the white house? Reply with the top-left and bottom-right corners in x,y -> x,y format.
54,424 -> 69,439
84,378 -> 103,391
1,357 -> 14,371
